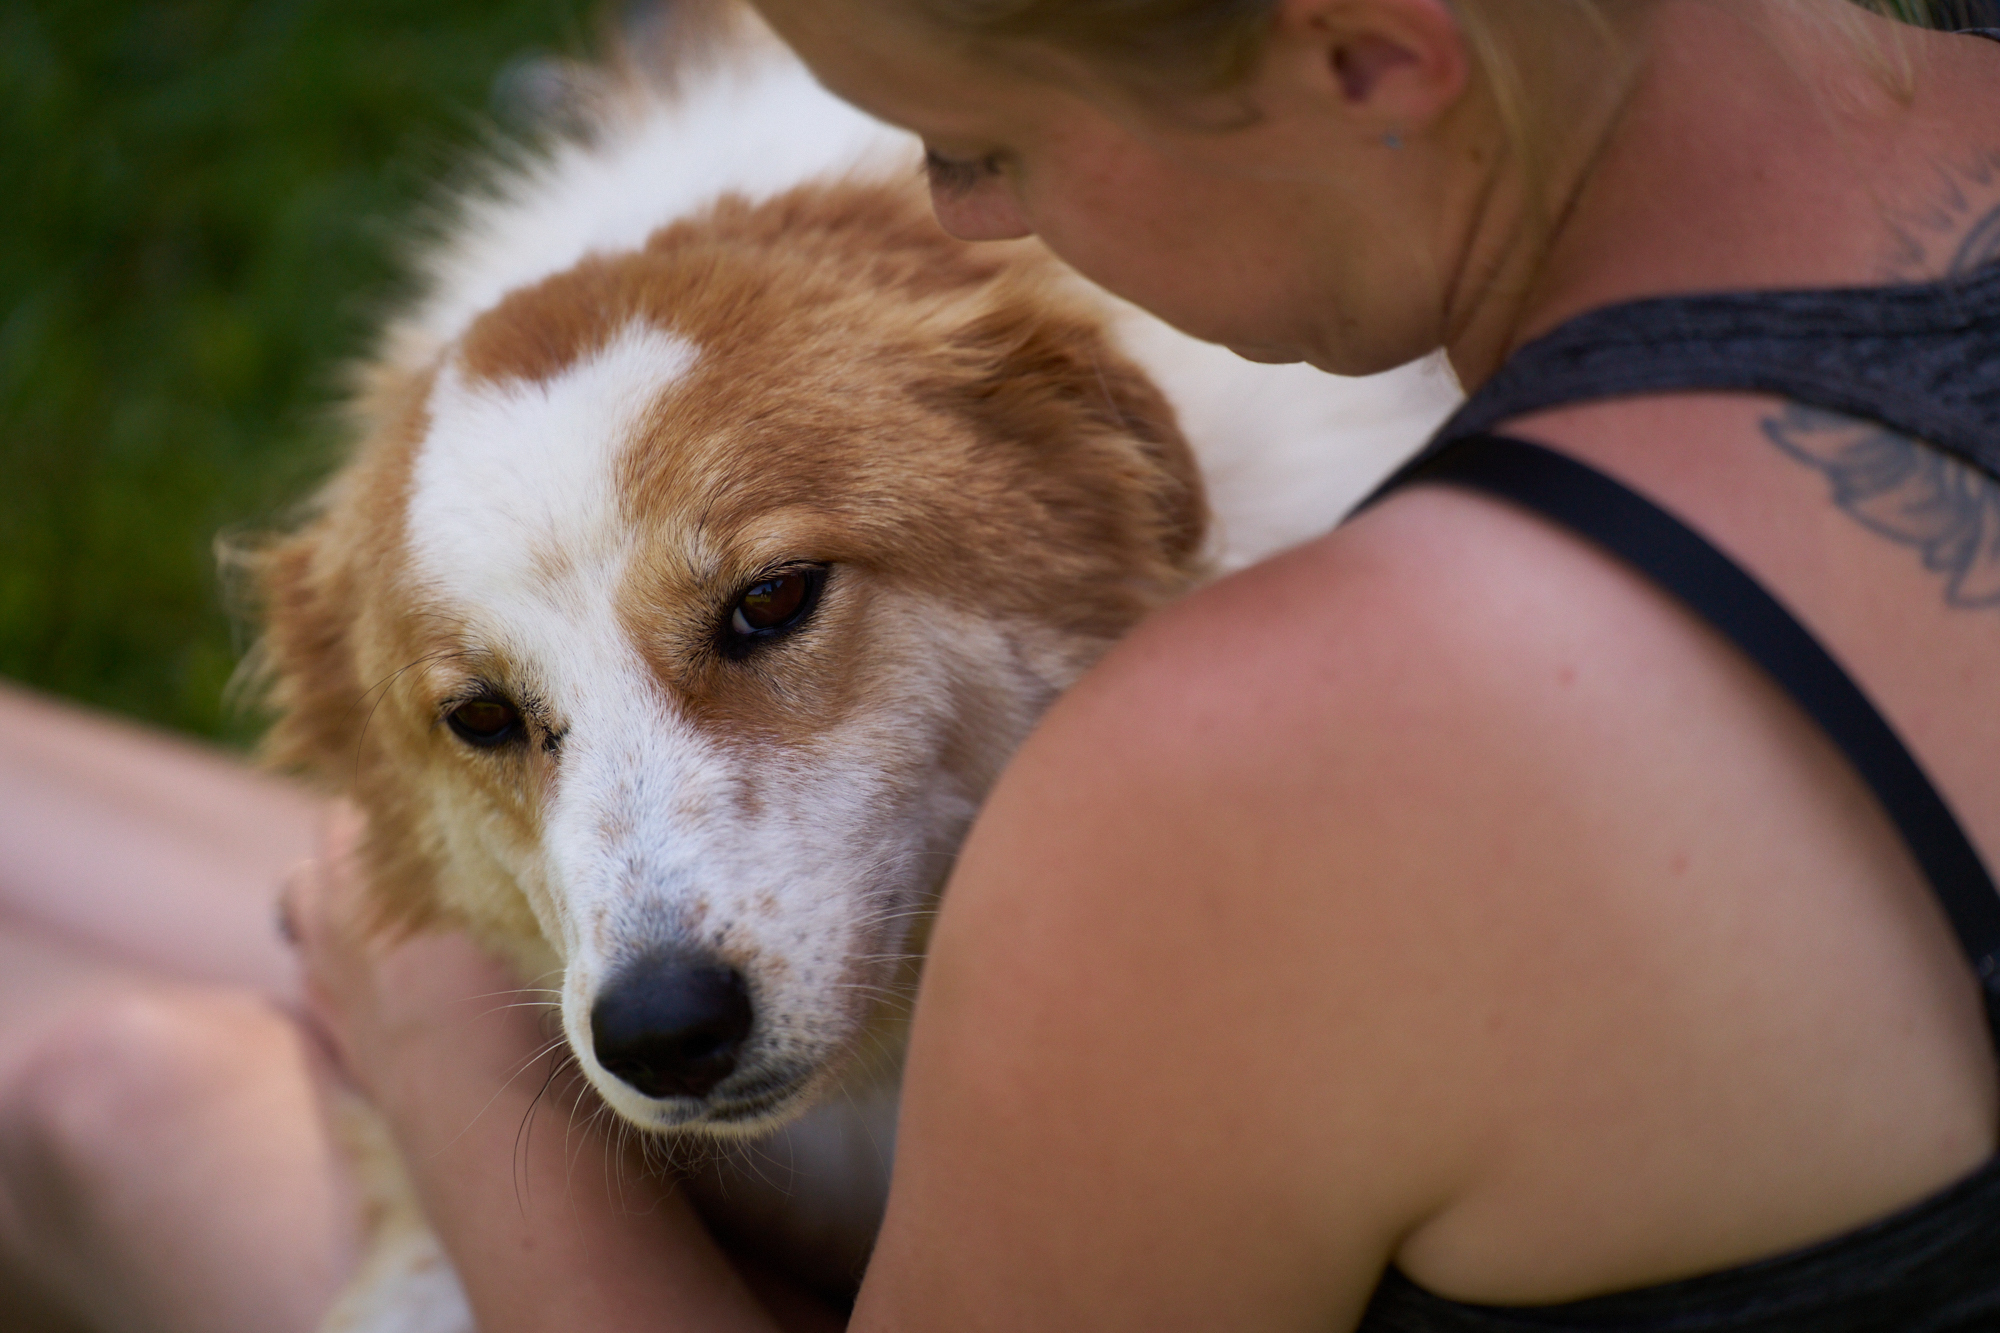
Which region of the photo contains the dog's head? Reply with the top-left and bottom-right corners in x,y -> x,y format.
256,182 -> 1204,1132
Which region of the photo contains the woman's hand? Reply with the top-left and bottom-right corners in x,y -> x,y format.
280,801 -> 547,1116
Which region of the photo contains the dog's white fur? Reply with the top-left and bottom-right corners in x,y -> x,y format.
270,9 -> 1457,1329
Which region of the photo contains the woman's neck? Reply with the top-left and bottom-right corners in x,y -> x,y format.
1443,0 -> 1958,389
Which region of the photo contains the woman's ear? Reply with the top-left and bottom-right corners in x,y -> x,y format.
1264,0 -> 1470,130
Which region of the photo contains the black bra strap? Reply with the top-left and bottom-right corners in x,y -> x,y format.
1359,434 -> 2000,1039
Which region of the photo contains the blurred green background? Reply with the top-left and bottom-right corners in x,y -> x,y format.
0,0 -> 1989,750
0,0 -> 597,747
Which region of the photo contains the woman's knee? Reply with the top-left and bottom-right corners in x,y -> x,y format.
0,984 -> 359,1332
0,985 -> 309,1195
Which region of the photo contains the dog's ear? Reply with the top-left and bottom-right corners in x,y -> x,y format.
242,371 -> 453,940
250,361 -> 436,785
252,516 -> 367,781
943,293 -> 1210,589
251,475 -> 454,942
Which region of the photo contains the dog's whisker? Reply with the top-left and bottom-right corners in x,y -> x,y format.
463,986 -> 564,1002
346,649 -> 461,788
561,1090 -> 602,1206
412,1034 -> 572,1172
829,978 -> 921,1010
846,906 -> 937,933
477,1000 -> 566,1019
736,1139 -> 797,1198
513,1049 -> 573,1212
503,1035 -> 576,1084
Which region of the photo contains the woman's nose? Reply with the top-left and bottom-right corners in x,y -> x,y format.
930,179 -> 1033,241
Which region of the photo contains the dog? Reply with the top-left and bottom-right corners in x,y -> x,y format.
251,4 -> 1456,1326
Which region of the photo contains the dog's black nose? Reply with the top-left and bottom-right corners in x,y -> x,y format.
589,951 -> 753,1101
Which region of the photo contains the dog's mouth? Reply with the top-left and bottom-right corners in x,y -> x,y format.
592,1057 -> 825,1136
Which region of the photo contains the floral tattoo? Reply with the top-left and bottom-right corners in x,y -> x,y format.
1761,152 -> 2000,612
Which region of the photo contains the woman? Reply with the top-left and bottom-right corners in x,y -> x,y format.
9,1 -> 2000,1329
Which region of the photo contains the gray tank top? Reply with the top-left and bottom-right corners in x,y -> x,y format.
1353,28 -> 2000,1331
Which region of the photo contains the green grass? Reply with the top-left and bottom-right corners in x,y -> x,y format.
0,0 -> 596,746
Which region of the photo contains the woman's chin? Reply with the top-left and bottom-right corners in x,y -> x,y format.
1224,342 -> 1307,365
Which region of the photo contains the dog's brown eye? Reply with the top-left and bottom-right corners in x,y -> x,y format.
446,698 -> 522,748
727,566 -> 826,646
734,573 -> 807,631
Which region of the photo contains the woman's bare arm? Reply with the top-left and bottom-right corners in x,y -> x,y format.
0,678 -> 318,996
